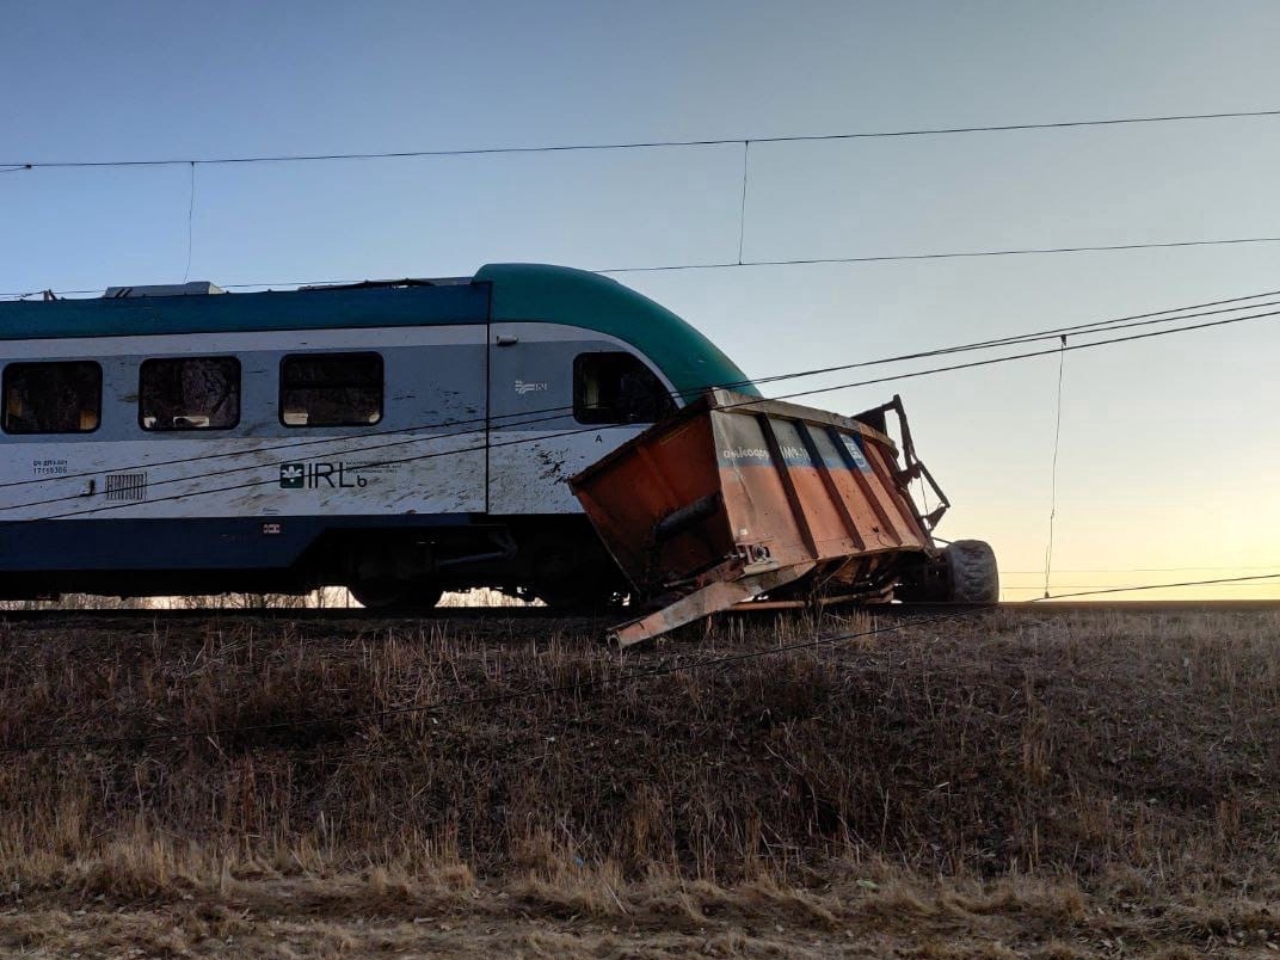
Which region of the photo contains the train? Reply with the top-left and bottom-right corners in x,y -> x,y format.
0,263 -> 754,608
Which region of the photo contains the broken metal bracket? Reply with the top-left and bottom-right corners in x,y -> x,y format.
854,394 -> 950,533
609,562 -> 818,647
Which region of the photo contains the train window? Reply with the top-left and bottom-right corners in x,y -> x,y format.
2,361 -> 102,434
139,357 -> 240,431
573,352 -> 675,425
280,352 -> 383,427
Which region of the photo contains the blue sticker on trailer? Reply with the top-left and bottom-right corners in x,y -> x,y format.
839,434 -> 873,472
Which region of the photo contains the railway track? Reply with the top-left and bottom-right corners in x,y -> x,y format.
2,599 -> 1277,625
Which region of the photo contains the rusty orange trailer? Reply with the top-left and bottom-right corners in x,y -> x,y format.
570,389 -> 996,644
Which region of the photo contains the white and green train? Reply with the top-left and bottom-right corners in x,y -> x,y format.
0,264 -> 754,608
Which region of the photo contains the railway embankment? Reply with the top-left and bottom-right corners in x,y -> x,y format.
0,607 -> 1276,892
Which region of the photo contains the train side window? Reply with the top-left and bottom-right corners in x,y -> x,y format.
280,352 -> 383,427
139,357 -> 240,431
2,361 -> 102,434
573,352 -> 674,425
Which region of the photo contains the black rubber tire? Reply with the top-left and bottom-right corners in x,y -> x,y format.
944,540 -> 999,603
350,580 -> 445,611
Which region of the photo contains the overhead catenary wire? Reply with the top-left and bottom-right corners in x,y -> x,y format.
1043,336 -> 1067,598
8,301 -> 1280,524
762,303 -> 1280,405
1007,583 -> 1280,590
1035,573 -> 1280,601
0,112 -> 1270,704
0,281 -> 1272,500
11,236 -> 1280,301
1003,565 -> 1280,574
736,141 -> 751,265
3,105 -> 1280,299
595,235 -> 1280,275
7,300 -> 1280,520
0,299 -> 1262,516
182,162 -> 196,284
5,106 -> 1280,170
746,289 -> 1280,388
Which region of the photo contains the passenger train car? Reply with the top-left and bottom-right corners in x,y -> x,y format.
0,264 -> 755,607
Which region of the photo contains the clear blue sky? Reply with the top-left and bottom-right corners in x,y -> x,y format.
3,0 -> 1279,596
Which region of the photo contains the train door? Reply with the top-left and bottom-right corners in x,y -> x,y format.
486,322 -> 583,514
486,324 -> 678,516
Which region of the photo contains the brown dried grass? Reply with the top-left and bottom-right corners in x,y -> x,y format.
0,608 -> 1277,955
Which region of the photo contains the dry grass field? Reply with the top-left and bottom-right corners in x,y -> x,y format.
0,606 -> 1278,957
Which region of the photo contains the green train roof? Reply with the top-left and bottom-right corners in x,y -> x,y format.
477,264 -> 756,398
0,263 -> 755,399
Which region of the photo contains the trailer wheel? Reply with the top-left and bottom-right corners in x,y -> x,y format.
350,579 -> 444,611
944,540 -> 999,604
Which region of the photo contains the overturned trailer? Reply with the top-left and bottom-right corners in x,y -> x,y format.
570,389 -> 997,644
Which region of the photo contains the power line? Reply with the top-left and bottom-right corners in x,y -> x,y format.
9,301 -> 1279,524
0,284 -> 1275,522
182,162 -> 196,284
2,107 -> 1278,300
1003,565 -> 1280,574
749,293 -> 1280,389
1037,573 -> 1280,601
0,282 -> 1267,500
736,141 -> 750,265
4,107 -> 1280,171
10,233 -> 1280,303
1006,583 -> 1280,590
765,304 -> 1280,406
881,289 -> 1280,356
1043,336 -> 1067,598
596,234 -> 1280,274
21,302 -> 1280,519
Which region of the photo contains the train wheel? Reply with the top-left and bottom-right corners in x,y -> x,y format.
944,540 -> 999,603
528,538 -> 622,611
350,579 -> 445,611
